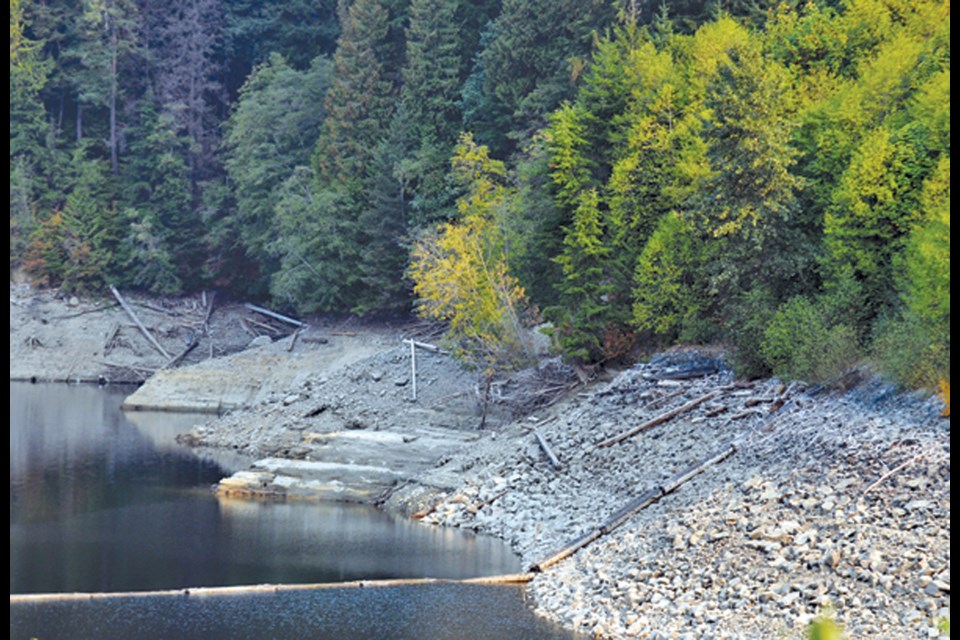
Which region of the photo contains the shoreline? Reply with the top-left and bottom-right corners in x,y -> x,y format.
10,283 -> 951,639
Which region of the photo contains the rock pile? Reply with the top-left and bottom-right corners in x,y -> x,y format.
413,353 -> 950,639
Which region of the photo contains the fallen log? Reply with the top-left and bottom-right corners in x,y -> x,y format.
9,573 -> 536,603
244,302 -> 305,328
109,285 -> 171,360
402,339 -> 450,355
287,327 -> 302,352
164,334 -> 199,369
530,528 -> 604,573
534,430 -> 563,471
247,317 -> 282,334
597,390 -> 719,448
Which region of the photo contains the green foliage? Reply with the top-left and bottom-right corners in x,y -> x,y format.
807,613 -> 844,640
632,211 -> 704,340
313,0 -> 395,192
762,296 -> 861,383
477,0 -> 616,152
269,168 -> 362,314
872,157 -> 950,390
222,53 -> 333,286
120,209 -> 182,294
723,286 -> 777,379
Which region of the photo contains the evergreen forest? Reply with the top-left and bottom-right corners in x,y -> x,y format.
9,0 -> 950,390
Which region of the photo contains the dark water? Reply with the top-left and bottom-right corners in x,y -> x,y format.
9,382 -> 578,640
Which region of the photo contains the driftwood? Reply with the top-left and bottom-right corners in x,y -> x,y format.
239,318 -> 257,337
244,302 -> 305,328
704,405 -> 728,417
287,327 -> 302,352
534,430 -> 563,471
729,408 -> 765,420
597,391 -> 719,448
330,331 -> 357,337
164,334 -> 199,369
467,489 -> 508,514
301,336 -> 329,344
247,317 -> 282,335
862,451 -> 926,497
103,322 -> 121,355
9,573 -> 536,603
402,339 -> 450,355
53,302 -> 119,319
134,301 -> 180,316
109,285 -> 171,360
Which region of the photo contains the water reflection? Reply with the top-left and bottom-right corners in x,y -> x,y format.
10,382 -> 578,640
10,382 -> 521,595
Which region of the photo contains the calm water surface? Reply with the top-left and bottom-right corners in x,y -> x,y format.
9,382 -> 578,640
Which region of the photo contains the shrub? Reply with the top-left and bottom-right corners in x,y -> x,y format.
762,295 -> 861,383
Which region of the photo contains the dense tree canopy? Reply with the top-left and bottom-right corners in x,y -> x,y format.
9,0 -> 950,389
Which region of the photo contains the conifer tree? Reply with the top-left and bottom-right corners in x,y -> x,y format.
313,0 -> 394,192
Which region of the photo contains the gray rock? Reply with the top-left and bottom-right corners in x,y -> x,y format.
248,335 -> 272,348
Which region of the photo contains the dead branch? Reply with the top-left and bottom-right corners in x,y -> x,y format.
53,302 -> 119,319
246,317 -> 282,335
103,322 -> 121,355
862,451 -> 926,498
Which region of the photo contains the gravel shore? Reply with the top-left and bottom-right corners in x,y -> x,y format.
10,283 -> 950,639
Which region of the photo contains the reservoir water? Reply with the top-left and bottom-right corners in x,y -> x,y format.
9,382 -> 578,639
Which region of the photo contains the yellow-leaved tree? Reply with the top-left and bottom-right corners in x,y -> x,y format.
410,133 -> 533,374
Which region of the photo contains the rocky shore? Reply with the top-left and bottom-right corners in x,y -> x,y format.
10,283 -> 950,639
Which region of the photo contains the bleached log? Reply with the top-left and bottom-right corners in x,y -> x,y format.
109,285 -> 171,360
402,339 -> 450,355
243,302 -> 305,328
597,391 -> 719,448
9,574 -> 536,602
534,430 -> 563,471
287,327 -> 302,352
